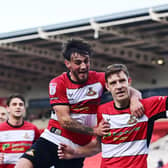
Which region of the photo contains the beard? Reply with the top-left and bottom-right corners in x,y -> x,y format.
73,70 -> 89,83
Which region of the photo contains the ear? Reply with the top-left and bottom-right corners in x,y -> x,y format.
64,59 -> 71,69
105,82 -> 110,92
128,77 -> 132,86
6,106 -> 10,113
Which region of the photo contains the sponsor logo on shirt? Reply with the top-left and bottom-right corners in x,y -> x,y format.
2,144 -> 10,151
103,132 -> 112,139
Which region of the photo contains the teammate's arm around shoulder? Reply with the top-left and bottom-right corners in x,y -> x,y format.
53,105 -> 110,136
129,87 -> 144,118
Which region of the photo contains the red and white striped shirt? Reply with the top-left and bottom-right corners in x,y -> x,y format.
97,96 -> 168,168
0,121 -> 40,168
41,71 -> 105,147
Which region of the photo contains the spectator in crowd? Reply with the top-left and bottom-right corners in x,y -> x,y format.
16,40 -> 143,168
0,94 -> 40,168
58,64 -> 168,168
0,106 -> 8,123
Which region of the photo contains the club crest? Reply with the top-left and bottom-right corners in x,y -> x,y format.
127,115 -> 137,125
86,87 -> 96,96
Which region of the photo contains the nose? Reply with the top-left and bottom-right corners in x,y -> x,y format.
80,62 -> 87,69
116,82 -> 122,89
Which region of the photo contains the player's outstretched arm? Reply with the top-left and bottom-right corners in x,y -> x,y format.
58,137 -> 101,159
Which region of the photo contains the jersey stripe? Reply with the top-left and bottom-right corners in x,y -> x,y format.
4,153 -> 23,164
0,130 -> 35,142
102,113 -> 148,129
102,139 -> 148,158
102,122 -> 147,144
66,82 -> 103,104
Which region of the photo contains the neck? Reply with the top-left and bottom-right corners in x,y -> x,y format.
8,116 -> 23,126
69,72 -> 77,82
114,99 -> 130,109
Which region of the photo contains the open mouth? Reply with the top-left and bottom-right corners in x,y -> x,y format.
116,91 -> 125,97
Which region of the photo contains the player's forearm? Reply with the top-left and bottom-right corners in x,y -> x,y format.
75,138 -> 101,158
61,117 -> 95,135
129,86 -> 142,100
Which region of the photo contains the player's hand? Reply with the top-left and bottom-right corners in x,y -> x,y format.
58,144 -> 76,159
130,98 -> 144,118
93,119 -> 110,136
0,153 -> 4,164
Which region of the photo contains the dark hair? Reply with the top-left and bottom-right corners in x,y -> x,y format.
63,39 -> 92,60
6,93 -> 25,106
105,64 -> 129,82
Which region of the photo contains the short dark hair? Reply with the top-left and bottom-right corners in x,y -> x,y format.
63,39 -> 92,60
105,64 -> 129,82
6,94 -> 25,106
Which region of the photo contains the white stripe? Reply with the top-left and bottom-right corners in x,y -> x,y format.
102,114 -> 148,129
51,113 -> 97,127
4,153 -> 23,164
0,130 -> 35,142
67,82 -> 103,104
166,110 -> 168,118
40,129 -> 81,149
102,140 -> 148,158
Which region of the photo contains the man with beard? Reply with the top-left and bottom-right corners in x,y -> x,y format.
16,40 -> 143,168
0,94 -> 40,168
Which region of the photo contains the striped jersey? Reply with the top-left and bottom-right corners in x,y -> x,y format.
41,71 -> 105,147
97,96 -> 168,168
0,121 -> 40,168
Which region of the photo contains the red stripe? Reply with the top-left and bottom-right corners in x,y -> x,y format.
102,122 -> 147,144
101,154 -> 147,168
0,141 -> 33,153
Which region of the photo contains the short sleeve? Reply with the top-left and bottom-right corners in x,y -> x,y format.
49,77 -> 69,106
143,96 -> 168,118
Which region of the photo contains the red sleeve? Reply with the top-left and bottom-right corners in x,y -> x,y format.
49,76 -> 68,106
142,96 -> 167,118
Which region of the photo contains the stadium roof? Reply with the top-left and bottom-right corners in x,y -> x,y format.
0,4 -> 168,92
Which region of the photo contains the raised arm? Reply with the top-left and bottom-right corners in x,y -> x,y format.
58,137 -> 101,159
129,87 -> 144,118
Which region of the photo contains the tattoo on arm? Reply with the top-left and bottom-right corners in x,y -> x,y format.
63,119 -> 94,135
